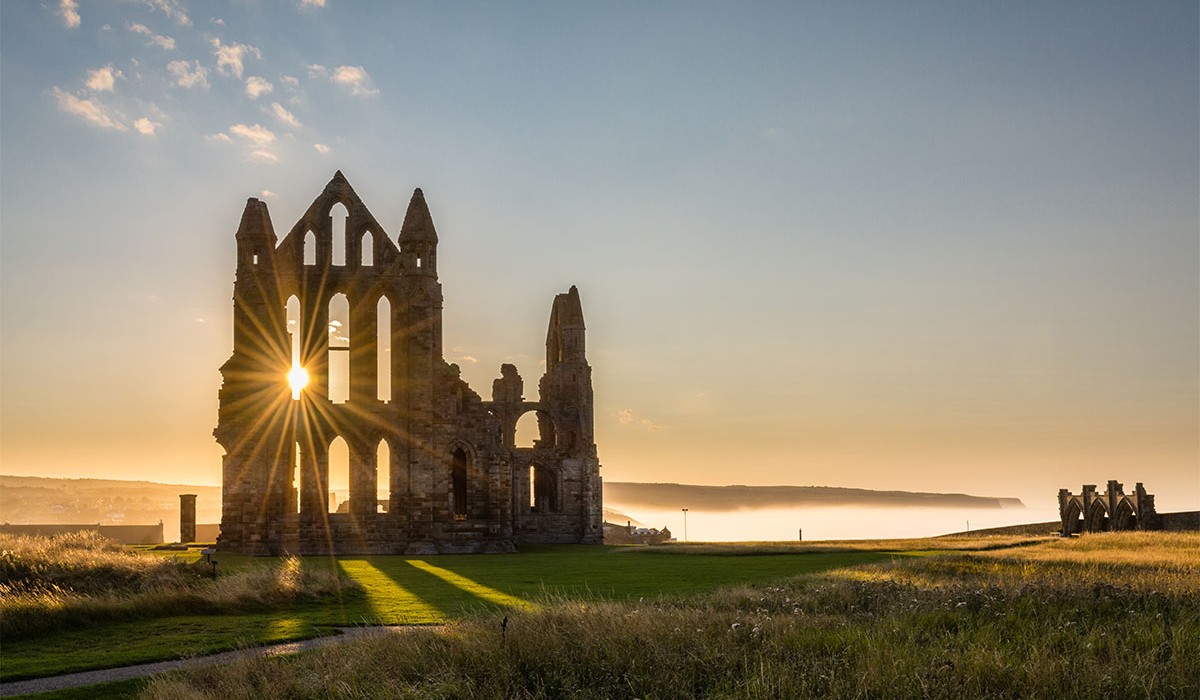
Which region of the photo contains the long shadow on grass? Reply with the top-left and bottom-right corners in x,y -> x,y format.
359,556 -> 533,622
380,548 -> 896,607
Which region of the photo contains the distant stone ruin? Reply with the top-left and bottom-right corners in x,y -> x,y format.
179,494 -> 197,544
215,172 -> 603,555
1058,481 -> 1161,535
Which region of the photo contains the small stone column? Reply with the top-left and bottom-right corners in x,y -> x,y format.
180,494 -> 197,544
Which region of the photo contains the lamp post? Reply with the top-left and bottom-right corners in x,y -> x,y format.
682,508 -> 688,543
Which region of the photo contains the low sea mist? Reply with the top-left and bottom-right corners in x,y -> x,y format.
611,505 -> 1063,541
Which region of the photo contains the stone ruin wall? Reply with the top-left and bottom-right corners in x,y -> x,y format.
214,172 -> 603,555
1058,480 -> 1161,535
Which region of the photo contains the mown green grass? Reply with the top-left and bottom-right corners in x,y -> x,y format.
141,533 -> 1200,700
3,544 -> 891,681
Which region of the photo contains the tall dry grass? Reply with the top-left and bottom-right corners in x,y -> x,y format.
142,532 -> 1199,699
0,532 -> 357,637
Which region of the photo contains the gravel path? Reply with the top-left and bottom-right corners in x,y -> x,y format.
0,626 -> 432,697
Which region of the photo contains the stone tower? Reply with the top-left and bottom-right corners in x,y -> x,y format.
214,172 -> 602,554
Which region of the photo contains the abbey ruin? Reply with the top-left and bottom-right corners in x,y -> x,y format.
1058,481 -> 1161,535
215,172 -> 602,554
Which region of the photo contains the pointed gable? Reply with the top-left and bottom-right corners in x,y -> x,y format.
274,170 -> 400,267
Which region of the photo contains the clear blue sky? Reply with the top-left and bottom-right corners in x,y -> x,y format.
2,1 -> 1196,510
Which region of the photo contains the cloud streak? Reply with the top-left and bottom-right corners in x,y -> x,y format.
58,0 -> 80,29
211,39 -> 261,79
127,23 -> 175,50
332,65 -> 379,96
144,0 -> 190,26
85,65 -> 122,92
270,102 -> 300,128
245,76 -> 273,98
52,88 -> 125,130
228,123 -> 276,147
167,60 -> 209,89
133,117 -> 161,135
617,409 -> 665,432
309,64 -> 380,96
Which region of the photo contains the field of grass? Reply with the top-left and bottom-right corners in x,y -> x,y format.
5,532 -> 1197,698
3,540 -> 890,681
141,532 -> 1200,700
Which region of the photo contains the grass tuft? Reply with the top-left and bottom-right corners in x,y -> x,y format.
0,532 -> 359,638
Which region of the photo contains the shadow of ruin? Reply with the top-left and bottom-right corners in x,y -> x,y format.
215,172 -> 602,554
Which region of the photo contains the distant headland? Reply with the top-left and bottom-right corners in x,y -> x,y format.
604,482 -> 1026,511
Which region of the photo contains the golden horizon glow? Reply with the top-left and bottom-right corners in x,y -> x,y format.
288,365 -> 309,400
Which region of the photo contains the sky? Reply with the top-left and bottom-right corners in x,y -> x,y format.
1,1 -> 1197,513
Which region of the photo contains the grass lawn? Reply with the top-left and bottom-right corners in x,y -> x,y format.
141,533 -> 1200,700
3,545 -> 893,681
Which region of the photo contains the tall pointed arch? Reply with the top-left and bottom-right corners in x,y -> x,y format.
328,293 -> 350,403
361,230 -> 375,267
376,439 -> 390,513
376,296 -> 392,401
451,446 -> 468,519
328,436 -> 349,514
331,202 -> 348,266
303,230 -> 317,265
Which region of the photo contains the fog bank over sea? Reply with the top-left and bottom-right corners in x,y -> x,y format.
612,505 -> 1064,542
603,482 -> 1049,541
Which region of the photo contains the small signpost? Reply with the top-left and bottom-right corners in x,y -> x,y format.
201,547 -> 218,579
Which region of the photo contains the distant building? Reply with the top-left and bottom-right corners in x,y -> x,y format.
603,522 -> 672,545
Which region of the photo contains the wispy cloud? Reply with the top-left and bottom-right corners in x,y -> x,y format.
260,190 -> 277,198
223,124 -> 280,163
331,65 -> 379,96
126,23 -> 175,50
211,124 -> 279,162
617,408 -> 665,432
52,88 -> 125,130
211,38 -> 261,79
144,0 -> 190,26
133,117 -> 161,136
309,64 -> 379,96
280,75 -> 299,86
245,76 -> 273,98
313,143 -> 330,154
228,123 -> 276,147
300,0 -> 327,7
58,0 -> 80,28
167,60 -> 209,89
85,65 -> 122,92
210,17 -> 225,27
270,102 -> 300,128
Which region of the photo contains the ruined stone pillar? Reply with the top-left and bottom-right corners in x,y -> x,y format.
180,494 -> 197,544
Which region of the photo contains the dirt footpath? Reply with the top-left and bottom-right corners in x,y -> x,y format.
0,626 -> 431,697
